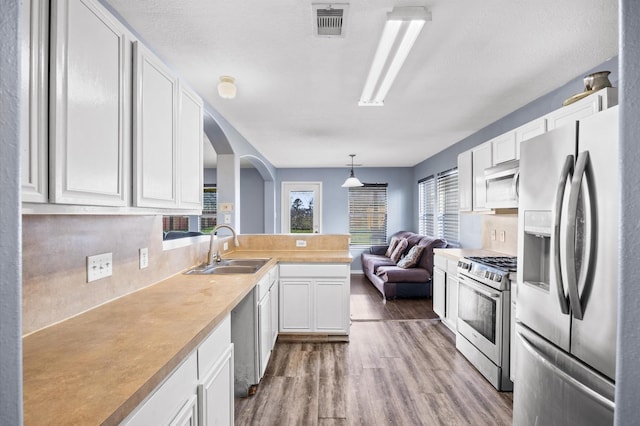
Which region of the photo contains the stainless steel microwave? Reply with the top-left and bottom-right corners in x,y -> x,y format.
484,160 -> 519,209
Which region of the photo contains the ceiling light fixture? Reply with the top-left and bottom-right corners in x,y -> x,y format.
358,7 -> 431,107
341,154 -> 364,188
217,76 -> 237,99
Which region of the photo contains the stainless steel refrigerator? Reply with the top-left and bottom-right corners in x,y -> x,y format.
514,106 -> 618,425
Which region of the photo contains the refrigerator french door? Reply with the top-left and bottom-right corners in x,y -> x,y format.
514,106 -> 618,424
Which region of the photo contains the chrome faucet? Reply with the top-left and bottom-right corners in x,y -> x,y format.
208,224 -> 239,265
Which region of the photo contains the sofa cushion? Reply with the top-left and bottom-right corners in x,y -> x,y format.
375,265 -> 430,283
361,253 -> 395,277
384,236 -> 400,257
397,245 -> 424,269
415,235 -> 448,272
390,238 -> 408,263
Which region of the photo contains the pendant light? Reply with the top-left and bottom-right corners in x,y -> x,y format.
341,154 -> 364,188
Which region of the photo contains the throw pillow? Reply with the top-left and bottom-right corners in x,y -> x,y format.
397,245 -> 425,269
384,236 -> 400,258
390,238 -> 408,263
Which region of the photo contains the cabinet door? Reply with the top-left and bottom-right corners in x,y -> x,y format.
178,83 -> 203,209
514,118 -> 546,160
133,41 -> 178,208
472,142 -> 492,211
21,0 -> 48,203
445,274 -> 459,332
433,267 -> 446,319
457,151 -> 473,212
269,281 -> 279,346
491,132 -> 517,165
198,345 -> 234,426
280,279 -> 312,332
315,279 -> 347,332
546,94 -> 600,131
169,394 -> 198,426
258,292 -> 271,377
50,0 -> 130,206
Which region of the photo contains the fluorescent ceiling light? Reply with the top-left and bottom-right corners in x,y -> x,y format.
359,7 -> 431,107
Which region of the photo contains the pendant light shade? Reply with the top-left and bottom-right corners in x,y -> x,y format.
342,154 -> 364,188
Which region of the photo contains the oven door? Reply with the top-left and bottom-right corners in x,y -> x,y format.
457,273 -> 504,365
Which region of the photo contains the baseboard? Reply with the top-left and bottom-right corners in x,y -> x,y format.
350,269 -> 364,275
277,333 -> 350,343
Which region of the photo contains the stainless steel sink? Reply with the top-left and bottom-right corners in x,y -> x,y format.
184,258 -> 270,275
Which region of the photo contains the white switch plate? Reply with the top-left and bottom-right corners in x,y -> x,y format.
491,229 -> 496,241
223,242 -> 229,251
224,214 -> 231,224
139,247 -> 149,269
296,240 -> 307,247
87,252 -> 112,282
219,203 -> 233,212
499,230 -> 506,242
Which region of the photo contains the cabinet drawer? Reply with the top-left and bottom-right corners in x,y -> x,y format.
434,255 -> 447,270
279,263 -> 348,278
197,315 -> 231,379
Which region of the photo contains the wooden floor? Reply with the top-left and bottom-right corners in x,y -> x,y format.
234,274 -> 513,425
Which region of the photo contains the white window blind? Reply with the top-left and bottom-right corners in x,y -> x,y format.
436,168 -> 459,244
418,168 -> 459,244
418,176 -> 435,236
348,184 -> 388,245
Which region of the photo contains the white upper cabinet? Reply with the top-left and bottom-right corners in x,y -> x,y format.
177,83 -> 204,209
49,0 -> 130,206
546,87 -> 617,131
133,41 -> 179,209
490,132 -> 517,165
514,118 -> 547,159
457,151 -> 472,212
471,142 -> 492,211
21,0 -> 49,203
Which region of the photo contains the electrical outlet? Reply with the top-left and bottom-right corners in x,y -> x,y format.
139,247 -> 149,269
296,240 -> 307,247
499,231 -> 506,242
223,242 -> 229,251
491,229 -> 496,241
224,214 -> 231,224
219,203 -> 233,212
87,252 -> 112,282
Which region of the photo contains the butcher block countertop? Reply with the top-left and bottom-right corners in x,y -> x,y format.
22,249 -> 352,425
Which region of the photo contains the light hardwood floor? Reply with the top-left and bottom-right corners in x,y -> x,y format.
235,274 -> 513,425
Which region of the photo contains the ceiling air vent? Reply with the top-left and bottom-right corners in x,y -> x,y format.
313,3 -> 349,38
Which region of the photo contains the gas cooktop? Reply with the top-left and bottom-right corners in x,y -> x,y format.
466,256 -> 517,272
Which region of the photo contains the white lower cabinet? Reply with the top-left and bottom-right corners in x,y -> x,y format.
433,254 -> 459,333
279,263 -> 350,335
258,289 -> 271,377
122,315 -> 233,426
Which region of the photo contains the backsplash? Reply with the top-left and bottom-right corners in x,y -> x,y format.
481,214 -> 518,255
22,215 -> 208,335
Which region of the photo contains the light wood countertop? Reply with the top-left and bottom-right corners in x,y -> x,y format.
23,250 -> 351,425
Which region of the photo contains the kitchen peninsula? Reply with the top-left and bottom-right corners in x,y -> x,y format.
22,234 -> 352,425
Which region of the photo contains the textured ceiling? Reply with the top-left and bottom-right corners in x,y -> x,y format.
105,0 -> 618,168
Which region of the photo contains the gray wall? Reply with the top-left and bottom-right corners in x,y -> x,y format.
240,168 -> 265,234
616,0 -> 640,422
0,0 -> 23,422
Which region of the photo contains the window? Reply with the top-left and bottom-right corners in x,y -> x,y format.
419,168 -> 459,244
162,185 -> 216,237
348,183 -> 388,246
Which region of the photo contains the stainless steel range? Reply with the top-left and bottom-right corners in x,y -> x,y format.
456,256 -> 516,391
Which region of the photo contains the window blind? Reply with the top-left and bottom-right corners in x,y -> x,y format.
348,184 -> 388,245
436,168 -> 459,244
418,176 -> 435,236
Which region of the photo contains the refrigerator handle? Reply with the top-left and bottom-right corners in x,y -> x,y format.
566,151 -> 592,320
518,329 -> 615,412
552,155 -> 573,315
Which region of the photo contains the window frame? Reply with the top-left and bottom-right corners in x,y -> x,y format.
418,168 -> 459,245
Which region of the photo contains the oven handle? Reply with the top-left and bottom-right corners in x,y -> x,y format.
458,274 -> 500,299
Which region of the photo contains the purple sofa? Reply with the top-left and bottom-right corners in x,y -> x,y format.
361,231 -> 447,301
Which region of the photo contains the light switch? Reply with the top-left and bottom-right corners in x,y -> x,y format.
87,252 -> 112,282
224,214 -> 231,224
139,247 -> 149,269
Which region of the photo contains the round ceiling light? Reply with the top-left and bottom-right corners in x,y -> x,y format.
217,76 -> 237,99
